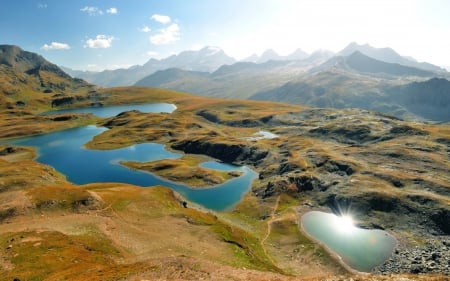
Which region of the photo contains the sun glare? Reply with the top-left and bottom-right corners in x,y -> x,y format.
334,214 -> 356,234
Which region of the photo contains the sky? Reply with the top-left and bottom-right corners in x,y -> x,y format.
1,0 -> 449,71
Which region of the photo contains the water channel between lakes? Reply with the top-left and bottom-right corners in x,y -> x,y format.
9,103 -> 258,211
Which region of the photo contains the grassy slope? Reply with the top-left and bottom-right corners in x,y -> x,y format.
0,86 -> 449,280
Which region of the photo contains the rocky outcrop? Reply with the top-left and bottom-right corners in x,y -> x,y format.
196,110 -> 263,127
375,238 -> 450,275
171,139 -> 268,164
308,125 -> 379,144
254,174 -> 329,199
430,208 -> 450,235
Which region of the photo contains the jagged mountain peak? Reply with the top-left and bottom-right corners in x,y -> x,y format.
257,49 -> 281,63
286,48 -> 309,60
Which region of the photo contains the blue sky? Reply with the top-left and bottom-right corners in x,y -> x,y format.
1,0 -> 449,71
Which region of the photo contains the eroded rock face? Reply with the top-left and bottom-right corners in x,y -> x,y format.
171,139 -> 268,164
309,125 -> 377,144
431,209 -> 450,235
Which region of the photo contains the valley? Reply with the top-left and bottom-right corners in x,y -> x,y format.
0,45 -> 449,280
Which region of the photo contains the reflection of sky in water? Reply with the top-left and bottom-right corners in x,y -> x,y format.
245,130 -> 278,141
47,140 -> 64,147
9,103 -> 257,211
44,103 -> 177,117
301,211 -> 397,272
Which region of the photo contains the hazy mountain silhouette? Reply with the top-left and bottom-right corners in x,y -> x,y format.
242,48 -> 309,63
339,42 -> 443,72
64,46 -> 235,87
345,51 -> 434,77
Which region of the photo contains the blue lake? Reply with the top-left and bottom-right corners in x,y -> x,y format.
45,103 -> 177,117
301,211 -> 397,272
8,103 -> 258,211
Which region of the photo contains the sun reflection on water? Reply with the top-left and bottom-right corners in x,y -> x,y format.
334,214 -> 356,234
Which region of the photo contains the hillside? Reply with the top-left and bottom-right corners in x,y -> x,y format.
344,51 -> 434,77
250,53 -> 450,121
1,84 -> 450,279
387,77 -> 450,121
133,48 -> 449,121
0,44 -> 94,112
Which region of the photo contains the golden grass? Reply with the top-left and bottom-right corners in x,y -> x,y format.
122,154 -> 242,188
1,85 -> 449,280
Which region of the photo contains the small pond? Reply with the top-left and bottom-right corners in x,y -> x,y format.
301,211 -> 397,272
8,103 -> 258,211
245,130 -> 278,141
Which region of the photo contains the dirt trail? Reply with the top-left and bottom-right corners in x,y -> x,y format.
260,195 -> 281,266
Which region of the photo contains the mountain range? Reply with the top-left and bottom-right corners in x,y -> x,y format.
3,42 -> 450,122
63,46 -> 236,87
131,44 -> 450,121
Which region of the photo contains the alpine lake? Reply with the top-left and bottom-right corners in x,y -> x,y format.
8,103 -> 257,211
8,103 -> 398,271
301,211 -> 397,272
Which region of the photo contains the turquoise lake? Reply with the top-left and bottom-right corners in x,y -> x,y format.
301,211 -> 397,272
8,103 -> 258,211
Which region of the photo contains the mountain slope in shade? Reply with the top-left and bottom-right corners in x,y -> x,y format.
0,44 -> 79,83
250,71 -> 450,121
64,46 -> 236,87
339,42 -> 443,72
388,77 -> 450,121
345,51 -> 434,77
0,45 -> 92,110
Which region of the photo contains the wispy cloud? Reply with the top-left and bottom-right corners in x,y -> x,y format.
151,14 -> 171,24
41,42 -> 70,51
150,24 -> 180,45
106,7 -> 118,14
139,25 -> 151,33
84,35 -> 115,49
38,3 -> 47,9
80,6 -> 103,16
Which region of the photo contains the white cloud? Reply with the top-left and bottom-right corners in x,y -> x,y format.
41,42 -> 70,51
38,3 -> 47,9
84,35 -> 115,49
146,51 -> 159,57
150,24 -> 180,45
139,25 -> 151,33
151,14 -> 171,24
80,6 -> 103,16
106,7 -> 118,14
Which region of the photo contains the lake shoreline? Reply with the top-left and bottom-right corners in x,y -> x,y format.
298,210 -> 398,275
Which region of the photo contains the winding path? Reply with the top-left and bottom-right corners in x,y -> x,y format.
260,195 -> 281,266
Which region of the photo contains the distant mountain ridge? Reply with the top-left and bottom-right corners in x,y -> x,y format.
64,43 -> 445,88
64,46 -> 236,87
339,42 -> 444,72
344,51 -> 434,77
242,48 -> 310,63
